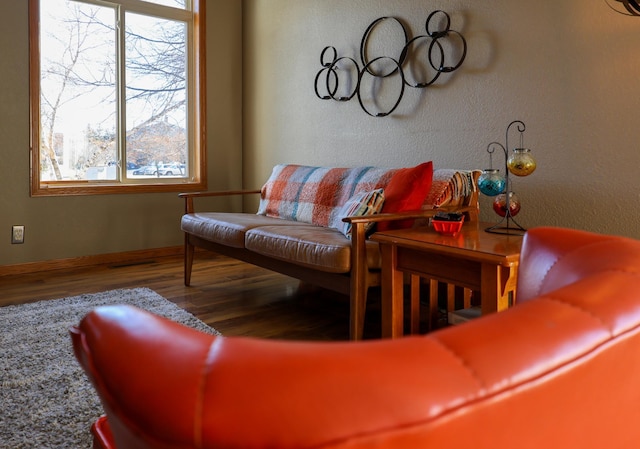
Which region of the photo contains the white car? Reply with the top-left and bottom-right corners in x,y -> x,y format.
157,163 -> 185,176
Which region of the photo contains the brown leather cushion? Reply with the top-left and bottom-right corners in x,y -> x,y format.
181,213 -> 314,248
245,225 -> 381,273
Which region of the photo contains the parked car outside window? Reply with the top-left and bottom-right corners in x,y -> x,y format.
131,163 -> 185,176
157,163 -> 186,176
132,165 -> 157,175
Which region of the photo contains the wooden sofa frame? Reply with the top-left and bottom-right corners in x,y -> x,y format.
180,189 -> 479,340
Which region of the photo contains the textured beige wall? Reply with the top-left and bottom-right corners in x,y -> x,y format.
0,1 -> 243,266
243,0 -> 640,238
3,1 -> 640,267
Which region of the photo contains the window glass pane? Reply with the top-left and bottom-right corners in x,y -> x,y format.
31,0 -> 204,195
40,0 -> 117,181
125,12 -> 188,179
143,0 -> 188,9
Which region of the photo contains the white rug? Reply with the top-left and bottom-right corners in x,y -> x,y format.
0,287 -> 219,449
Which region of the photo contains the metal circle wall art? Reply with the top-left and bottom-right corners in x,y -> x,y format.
605,0 -> 640,15
314,11 -> 467,117
357,56 -> 406,117
314,46 -> 339,100
360,17 -> 408,78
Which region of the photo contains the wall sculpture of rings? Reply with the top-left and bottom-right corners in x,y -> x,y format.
314,11 -> 467,118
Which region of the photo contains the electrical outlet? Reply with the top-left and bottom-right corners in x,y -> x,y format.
12,225 -> 24,244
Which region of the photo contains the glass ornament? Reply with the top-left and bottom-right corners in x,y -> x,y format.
478,169 -> 506,197
507,148 -> 536,177
492,192 -> 521,217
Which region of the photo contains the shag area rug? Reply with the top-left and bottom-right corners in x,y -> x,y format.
0,287 -> 220,449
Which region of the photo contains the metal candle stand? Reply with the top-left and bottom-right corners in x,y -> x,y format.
479,120 -> 537,235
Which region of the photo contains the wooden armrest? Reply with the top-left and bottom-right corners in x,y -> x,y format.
179,189 -> 262,214
347,204 -> 478,288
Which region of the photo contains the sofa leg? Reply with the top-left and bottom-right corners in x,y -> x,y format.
184,235 -> 194,287
350,288 -> 367,341
350,222 -> 370,341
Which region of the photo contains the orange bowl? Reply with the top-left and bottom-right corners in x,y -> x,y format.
432,216 -> 464,236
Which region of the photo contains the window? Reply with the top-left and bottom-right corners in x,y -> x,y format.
29,0 -> 206,196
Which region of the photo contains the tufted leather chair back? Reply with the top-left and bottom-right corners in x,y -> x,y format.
71,226 -> 640,449
517,227 -> 640,303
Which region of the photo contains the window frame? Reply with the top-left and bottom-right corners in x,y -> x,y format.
28,0 -> 207,196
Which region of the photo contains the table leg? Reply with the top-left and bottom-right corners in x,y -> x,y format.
480,263 -> 517,315
429,279 -> 439,331
447,283 -> 456,313
381,244 -> 405,338
463,288 -> 472,309
410,275 -> 420,334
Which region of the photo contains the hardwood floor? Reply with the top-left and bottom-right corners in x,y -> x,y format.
0,251 -> 389,340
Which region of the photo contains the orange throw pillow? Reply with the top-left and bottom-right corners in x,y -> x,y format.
377,161 -> 433,232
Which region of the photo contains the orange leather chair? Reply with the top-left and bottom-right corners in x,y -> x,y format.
70,227 -> 640,449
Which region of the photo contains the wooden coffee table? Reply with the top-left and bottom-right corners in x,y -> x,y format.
371,221 -> 523,338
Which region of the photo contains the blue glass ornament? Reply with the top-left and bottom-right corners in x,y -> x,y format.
478,169 -> 505,197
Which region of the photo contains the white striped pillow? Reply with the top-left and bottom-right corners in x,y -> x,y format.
329,188 -> 385,238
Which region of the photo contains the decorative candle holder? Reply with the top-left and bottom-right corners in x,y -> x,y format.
478,168 -> 506,197
481,120 -> 536,235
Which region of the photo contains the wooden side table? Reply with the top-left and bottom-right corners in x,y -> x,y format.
371,221 -> 523,338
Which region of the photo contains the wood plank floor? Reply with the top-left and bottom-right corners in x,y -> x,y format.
0,251 -> 391,340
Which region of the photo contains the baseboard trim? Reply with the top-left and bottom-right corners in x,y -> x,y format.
1,246 -> 184,276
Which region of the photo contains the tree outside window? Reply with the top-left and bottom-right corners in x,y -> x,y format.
30,0 -> 206,195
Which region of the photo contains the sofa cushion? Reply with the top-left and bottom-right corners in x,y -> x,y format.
245,225 -> 383,273
181,213 -> 315,248
329,188 -> 385,238
257,164 -> 395,227
378,161 -> 433,232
